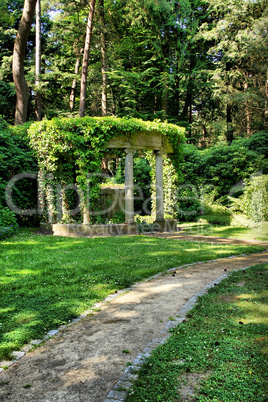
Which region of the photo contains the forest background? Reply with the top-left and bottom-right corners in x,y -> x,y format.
1,0 -> 267,142
0,0 -> 267,230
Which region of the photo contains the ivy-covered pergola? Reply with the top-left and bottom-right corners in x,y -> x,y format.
29,116 -> 185,236
107,130 -> 174,230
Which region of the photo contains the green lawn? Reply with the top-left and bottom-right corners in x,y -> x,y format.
180,220 -> 268,241
0,230 -> 264,361
127,264 -> 268,402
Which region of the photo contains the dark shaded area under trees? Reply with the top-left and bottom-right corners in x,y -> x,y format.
0,0 -> 267,143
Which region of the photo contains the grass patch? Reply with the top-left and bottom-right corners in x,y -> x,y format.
0,230 -> 264,361
126,264 -> 268,402
181,220 -> 268,241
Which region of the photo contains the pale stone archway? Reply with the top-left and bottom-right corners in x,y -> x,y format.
107,131 -> 174,231
41,130 -> 176,237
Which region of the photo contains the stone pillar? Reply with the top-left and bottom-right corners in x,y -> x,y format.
125,149 -> 134,224
155,150 -> 164,223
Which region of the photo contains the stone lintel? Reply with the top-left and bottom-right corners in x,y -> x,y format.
107,131 -> 174,154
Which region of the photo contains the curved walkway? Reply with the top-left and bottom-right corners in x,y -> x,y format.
0,238 -> 267,402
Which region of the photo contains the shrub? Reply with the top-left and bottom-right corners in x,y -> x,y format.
177,185 -> 201,222
108,210 -> 125,223
0,206 -> 18,240
0,117 -> 38,226
134,214 -> 155,232
0,225 -> 18,241
234,131 -> 268,173
181,141 -> 265,200
0,207 -> 18,227
203,204 -> 232,226
240,175 -> 268,222
230,214 -> 259,228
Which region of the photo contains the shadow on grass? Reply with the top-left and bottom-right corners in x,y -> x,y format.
0,233 -> 264,360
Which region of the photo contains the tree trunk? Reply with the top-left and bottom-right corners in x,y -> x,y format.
13,0 -> 37,125
70,56 -> 81,112
99,0 -> 108,116
226,103 -> 233,144
244,74 -> 251,136
265,69 -> 268,129
226,61 -> 233,143
79,0 -> 96,118
35,0 -> 41,121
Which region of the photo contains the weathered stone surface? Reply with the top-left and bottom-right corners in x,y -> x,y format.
40,223 -> 138,237
107,131 -> 174,153
11,352 -> 25,360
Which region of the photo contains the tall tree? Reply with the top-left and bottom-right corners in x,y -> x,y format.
198,0 -> 268,140
12,0 -> 36,124
79,0 -> 96,117
35,0 -> 41,120
99,0 -> 108,116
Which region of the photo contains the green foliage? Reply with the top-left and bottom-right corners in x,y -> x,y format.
0,225 -> 18,241
0,207 -> 18,227
203,204 -> 232,226
179,140 -> 264,223
0,207 -> 18,240
133,157 -> 151,214
240,175 -> 268,222
181,141 -> 264,198
200,190 -> 232,226
230,214 -> 259,229
28,116 -> 185,223
0,232 -> 261,360
108,210 -> 125,223
234,131 -> 268,173
126,264 -> 268,401
134,214 -> 155,232
177,185 -> 201,222
0,117 -> 38,226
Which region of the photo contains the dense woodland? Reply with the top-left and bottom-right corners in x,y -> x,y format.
1,0 -> 267,144
0,0 -> 268,231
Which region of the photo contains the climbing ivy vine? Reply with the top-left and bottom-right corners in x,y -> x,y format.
28,116 -> 185,222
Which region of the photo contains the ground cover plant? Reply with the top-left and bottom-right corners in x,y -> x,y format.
180,220 -> 268,241
0,231 -> 264,361
126,264 -> 268,402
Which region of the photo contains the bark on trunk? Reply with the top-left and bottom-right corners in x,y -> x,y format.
79,0 -> 96,118
226,103 -> 233,144
244,74 -> 251,136
35,0 -> 41,121
99,0 -> 108,116
265,69 -> 268,129
13,0 -> 37,125
70,56 -> 81,112
226,62 -> 233,144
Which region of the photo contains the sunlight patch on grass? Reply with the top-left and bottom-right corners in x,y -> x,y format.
126,264 -> 268,402
0,231 -> 264,361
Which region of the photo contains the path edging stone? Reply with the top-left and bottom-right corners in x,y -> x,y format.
105,264 -> 255,401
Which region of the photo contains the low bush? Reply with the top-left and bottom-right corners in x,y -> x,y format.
240,174 -> 268,222
230,214 -> 259,228
0,117 -> 38,226
177,185 -> 201,222
134,214 -> 155,232
203,204 -> 232,226
0,206 -> 18,240
108,210 -> 125,223
0,225 -> 18,241
0,206 -> 18,227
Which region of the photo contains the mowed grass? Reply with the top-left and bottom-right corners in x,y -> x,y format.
181,221 -> 268,241
126,264 -> 268,402
0,231 -> 264,361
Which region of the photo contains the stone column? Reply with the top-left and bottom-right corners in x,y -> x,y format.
155,150 -> 164,223
125,149 -> 134,224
